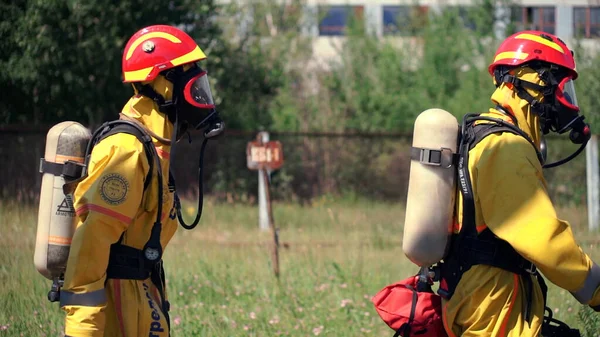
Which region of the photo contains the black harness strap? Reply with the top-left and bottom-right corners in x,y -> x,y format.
435,112 -> 581,336
39,159 -> 86,180
439,113 -> 544,324
410,147 -> 459,168
84,120 -> 172,334
91,122 -> 155,191
541,307 -> 581,337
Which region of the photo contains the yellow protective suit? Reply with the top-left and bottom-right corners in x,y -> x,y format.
61,76 -> 178,337
442,67 -> 600,337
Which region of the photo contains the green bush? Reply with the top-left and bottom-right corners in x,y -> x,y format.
2,0 -> 599,204
578,305 -> 600,337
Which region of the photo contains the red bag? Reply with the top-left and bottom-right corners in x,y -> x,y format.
371,275 -> 447,337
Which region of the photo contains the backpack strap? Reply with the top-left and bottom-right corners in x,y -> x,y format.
439,113 -> 545,323
56,119 -> 172,331
438,112 -> 581,332
87,120 -> 172,330
89,121 -> 155,192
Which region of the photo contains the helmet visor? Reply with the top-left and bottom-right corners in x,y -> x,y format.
183,71 -> 215,109
556,77 -> 579,113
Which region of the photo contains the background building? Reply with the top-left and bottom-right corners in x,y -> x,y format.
217,0 -> 600,62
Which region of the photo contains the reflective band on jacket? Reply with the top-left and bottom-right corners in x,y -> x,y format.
60,288 -> 107,307
572,262 -> 600,304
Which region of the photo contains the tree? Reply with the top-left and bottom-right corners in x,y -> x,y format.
0,0 -> 221,127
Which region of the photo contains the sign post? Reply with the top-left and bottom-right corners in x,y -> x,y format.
246,132 -> 284,278
587,134 -> 599,231
257,132 -> 270,231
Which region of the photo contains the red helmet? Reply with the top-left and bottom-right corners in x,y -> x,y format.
488,30 -> 577,79
122,25 -> 207,83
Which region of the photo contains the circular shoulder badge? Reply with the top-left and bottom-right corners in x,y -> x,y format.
99,173 -> 129,205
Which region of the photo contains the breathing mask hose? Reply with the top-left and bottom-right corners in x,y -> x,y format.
175,137 -> 208,230
480,107 -> 591,169
174,112 -> 224,230
543,120 -> 591,169
543,140 -> 588,169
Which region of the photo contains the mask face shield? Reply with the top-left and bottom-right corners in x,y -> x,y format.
557,77 -> 579,113
184,71 -> 215,109
493,63 -> 590,169
164,63 -> 219,131
553,77 -> 582,134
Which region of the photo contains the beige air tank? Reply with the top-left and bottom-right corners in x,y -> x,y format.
34,121 -> 91,280
402,109 -> 459,267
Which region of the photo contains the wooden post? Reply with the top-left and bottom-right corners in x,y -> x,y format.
586,134 -> 599,231
246,132 -> 284,278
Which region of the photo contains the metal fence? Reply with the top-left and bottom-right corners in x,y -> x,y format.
0,125 -> 590,207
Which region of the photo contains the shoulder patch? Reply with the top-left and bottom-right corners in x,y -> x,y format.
99,173 -> 129,205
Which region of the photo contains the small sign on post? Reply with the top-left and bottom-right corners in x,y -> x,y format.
246,132 -> 284,278
246,138 -> 284,171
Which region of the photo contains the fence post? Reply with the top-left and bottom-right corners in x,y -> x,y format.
586,134 -> 599,231
258,131 -> 270,231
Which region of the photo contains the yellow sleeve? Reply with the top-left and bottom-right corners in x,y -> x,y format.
61,133 -> 148,337
473,132 -> 600,308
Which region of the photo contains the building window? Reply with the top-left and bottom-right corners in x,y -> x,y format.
574,7 -> 600,38
318,5 -> 364,36
382,5 -> 429,35
511,6 -> 556,35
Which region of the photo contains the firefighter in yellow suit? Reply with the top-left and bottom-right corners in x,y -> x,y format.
440,31 -> 600,337
60,25 -> 223,337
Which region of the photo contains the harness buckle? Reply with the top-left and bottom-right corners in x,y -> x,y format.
523,261 -> 537,274
416,147 -> 455,168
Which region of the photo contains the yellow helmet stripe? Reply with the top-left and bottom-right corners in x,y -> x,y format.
493,51 -> 529,63
170,46 -> 207,66
125,32 -> 182,60
515,33 -> 564,53
123,66 -> 154,82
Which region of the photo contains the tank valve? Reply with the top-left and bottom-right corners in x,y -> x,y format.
47,277 -> 63,303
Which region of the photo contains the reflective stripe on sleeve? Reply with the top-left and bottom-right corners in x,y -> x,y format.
60,288 -> 107,307
572,262 -> 600,304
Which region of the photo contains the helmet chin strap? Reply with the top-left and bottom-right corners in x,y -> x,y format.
135,83 -> 176,120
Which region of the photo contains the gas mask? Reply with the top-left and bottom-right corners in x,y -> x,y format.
163,63 -> 224,140
135,62 -> 225,231
134,63 -> 225,140
494,64 -> 591,168
548,77 -> 589,143
537,74 -> 590,168
161,63 -> 225,230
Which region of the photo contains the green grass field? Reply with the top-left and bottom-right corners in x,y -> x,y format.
1,197 -> 599,336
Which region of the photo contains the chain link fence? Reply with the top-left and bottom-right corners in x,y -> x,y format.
0,125 -> 590,208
